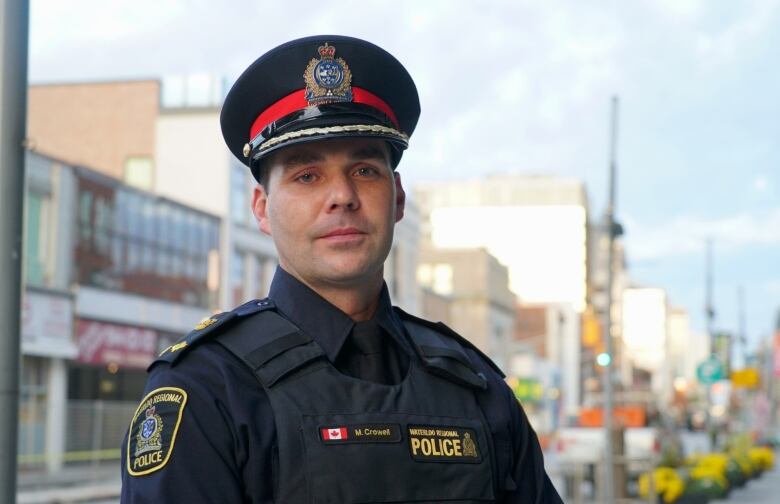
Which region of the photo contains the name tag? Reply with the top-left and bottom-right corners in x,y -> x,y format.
320,423 -> 402,444
407,425 -> 482,463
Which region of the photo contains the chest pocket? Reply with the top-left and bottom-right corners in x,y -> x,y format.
301,412 -> 495,503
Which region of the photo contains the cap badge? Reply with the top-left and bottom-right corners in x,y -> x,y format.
304,43 -> 353,105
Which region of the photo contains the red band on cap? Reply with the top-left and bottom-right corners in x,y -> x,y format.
249,87 -> 399,141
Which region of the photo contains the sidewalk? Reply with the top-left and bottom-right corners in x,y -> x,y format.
17,463 -> 120,504
711,460 -> 780,504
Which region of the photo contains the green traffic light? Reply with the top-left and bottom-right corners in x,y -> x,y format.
597,353 -> 611,367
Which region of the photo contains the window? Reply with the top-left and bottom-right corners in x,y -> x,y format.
230,163 -> 250,226
416,263 -> 453,295
231,250 -> 245,306
124,156 -> 154,191
25,193 -> 47,287
73,171 -> 220,307
433,264 -> 453,296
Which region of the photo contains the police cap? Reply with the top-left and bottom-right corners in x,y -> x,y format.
221,35 -> 420,182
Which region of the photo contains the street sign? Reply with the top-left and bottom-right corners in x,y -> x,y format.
697,356 -> 724,384
731,368 -> 760,389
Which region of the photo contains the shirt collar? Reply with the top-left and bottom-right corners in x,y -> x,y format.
268,266 -> 410,362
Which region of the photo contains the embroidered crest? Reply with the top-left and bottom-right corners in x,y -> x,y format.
462,431 -> 478,457
135,406 -> 163,456
304,43 -> 353,105
127,387 -> 188,476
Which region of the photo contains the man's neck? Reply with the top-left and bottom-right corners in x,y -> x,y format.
314,284 -> 382,321
281,267 -> 384,321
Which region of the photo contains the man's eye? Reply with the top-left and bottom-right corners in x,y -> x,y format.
355,166 -> 379,177
296,172 -> 316,183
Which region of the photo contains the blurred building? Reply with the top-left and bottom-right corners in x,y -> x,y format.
155,104 -> 278,309
19,151 -> 218,473
622,287 -> 673,406
19,153 -> 78,472
415,174 -> 588,419
667,307 -> 708,385
417,247 -> 515,370
509,347 -> 560,434
513,304 -> 581,424
27,80 -> 159,184
415,174 -> 588,310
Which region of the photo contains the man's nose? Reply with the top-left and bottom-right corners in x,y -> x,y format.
326,174 -> 360,211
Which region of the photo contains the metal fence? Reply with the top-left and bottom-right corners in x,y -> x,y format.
547,457 -> 657,504
18,399 -> 136,468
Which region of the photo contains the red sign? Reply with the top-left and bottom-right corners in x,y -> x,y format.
774,331 -> 780,377
76,319 -> 157,369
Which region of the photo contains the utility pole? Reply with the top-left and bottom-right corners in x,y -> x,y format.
706,239 -> 715,354
704,239 -> 718,449
737,286 -> 746,368
0,1 -> 29,502
603,95 -> 619,504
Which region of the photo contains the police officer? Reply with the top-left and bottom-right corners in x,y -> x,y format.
121,35 -> 562,503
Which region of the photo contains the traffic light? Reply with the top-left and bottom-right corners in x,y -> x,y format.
596,352 -> 611,367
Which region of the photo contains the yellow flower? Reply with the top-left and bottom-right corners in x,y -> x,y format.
690,466 -> 728,489
639,467 -> 686,501
662,478 -> 685,503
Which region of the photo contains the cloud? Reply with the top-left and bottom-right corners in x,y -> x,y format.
694,0 -> 780,66
625,208 -> 780,260
765,280 -> 780,296
648,0 -> 706,22
752,175 -> 769,193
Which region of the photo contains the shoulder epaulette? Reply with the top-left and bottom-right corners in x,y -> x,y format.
393,307 -> 505,379
150,298 -> 276,370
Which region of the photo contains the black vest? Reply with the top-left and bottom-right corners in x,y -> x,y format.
212,307 -> 513,503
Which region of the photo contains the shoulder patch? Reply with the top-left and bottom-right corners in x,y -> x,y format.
393,307 -> 506,379
126,387 -> 188,477
152,298 -> 276,369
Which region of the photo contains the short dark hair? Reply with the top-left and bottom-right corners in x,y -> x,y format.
251,156 -> 272,191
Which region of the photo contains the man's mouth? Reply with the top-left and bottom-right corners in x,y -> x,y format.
319,227 -> 367,240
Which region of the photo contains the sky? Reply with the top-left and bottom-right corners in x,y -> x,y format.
29,0 -> 780,353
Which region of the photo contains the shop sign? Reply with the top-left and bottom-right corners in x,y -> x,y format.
579,406 -> 646,428
507,377 -> 544,402
76,319 -> 157,369
731,368 -> 760,389
21,289 -> 76,358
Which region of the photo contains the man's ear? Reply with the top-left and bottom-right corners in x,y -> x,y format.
252,185 -> 272,236
394,172 -> 406,223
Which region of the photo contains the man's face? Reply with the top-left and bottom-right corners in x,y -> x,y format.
251,138 -> 405,290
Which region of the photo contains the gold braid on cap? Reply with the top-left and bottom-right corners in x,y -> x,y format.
258,124 -> 409,152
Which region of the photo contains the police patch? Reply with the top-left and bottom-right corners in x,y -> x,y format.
126,387 -> 188,476
408,425 -> 482,463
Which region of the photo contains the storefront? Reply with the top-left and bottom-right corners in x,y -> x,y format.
19,288 -> 76,472
67,318 -> 182,460
70,318 -> 181,401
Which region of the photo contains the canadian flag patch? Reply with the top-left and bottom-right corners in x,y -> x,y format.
321,427 -> 348,441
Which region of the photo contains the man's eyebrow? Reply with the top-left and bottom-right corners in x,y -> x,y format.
278,151 -> 326,169
349,146 -> 388,162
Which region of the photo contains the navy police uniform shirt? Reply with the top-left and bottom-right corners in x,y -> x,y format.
120,267 -> 562,503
